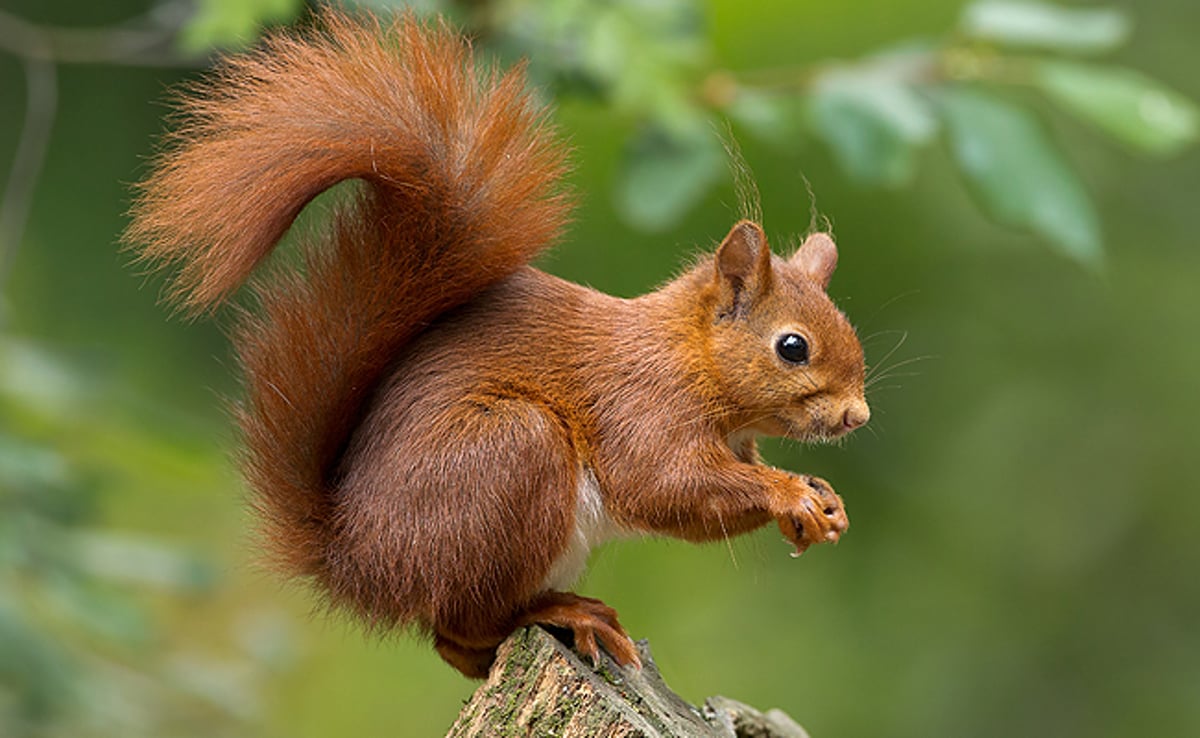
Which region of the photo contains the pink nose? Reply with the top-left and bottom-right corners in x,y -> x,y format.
842,400 -> 870,430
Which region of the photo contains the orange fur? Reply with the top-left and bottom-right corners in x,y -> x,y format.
124,9 -> 869,679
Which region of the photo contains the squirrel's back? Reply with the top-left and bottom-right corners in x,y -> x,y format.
124,9 -> 571,583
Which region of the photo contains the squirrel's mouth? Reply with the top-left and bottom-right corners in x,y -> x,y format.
749,410 -> 859,444
780,415 -> 852,444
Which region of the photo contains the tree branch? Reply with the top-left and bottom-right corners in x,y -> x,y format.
0,2 -> 209,286
0,52 -> 55,285
448,627 -> 810,737
0,3 -> 204,67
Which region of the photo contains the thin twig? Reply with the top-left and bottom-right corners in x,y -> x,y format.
0,2 -> 204,67
0,46 -> 55,284
0,2 -> 206,285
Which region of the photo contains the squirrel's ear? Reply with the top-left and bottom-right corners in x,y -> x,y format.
792,232 -> 838,290
715,220 -> 772,315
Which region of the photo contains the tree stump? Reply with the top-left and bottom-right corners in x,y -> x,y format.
447,626 -> 810,737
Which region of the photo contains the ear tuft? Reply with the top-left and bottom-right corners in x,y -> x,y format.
792,232 -> 838,289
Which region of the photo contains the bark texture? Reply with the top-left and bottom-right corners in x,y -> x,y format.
447,626 -> 811,737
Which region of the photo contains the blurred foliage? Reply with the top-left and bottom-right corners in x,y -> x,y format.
1,0 -> 1199,736
75,0 -> 1199,260
180,0 -> 299,51
0,333 -> 290,736
473,0 -> 1198,262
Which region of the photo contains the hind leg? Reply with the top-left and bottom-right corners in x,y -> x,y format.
434,633 -> 499,679
395,394 -> 578,676
437,591 -> 641,678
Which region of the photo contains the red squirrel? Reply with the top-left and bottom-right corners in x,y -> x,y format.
125,9 -> 869,678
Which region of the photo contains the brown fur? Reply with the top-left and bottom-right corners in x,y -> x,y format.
124,9 -> 869,679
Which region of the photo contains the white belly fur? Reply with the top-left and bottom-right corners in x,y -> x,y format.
540,468 -> 632,591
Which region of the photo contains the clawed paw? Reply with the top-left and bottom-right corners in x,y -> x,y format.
775,474 -> 848,556
518,592 -> 642,671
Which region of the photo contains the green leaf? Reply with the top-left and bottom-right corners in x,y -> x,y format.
615,124 -> 724,231
347,0 -> 447,12
180,0 -> 302,52
936,87 -> 1102,266
726,90 -> 797,146
580,10 -> 630,87
0,602 -> 74,718
810,70 -> 937,186
42,574 -> 151,645
72,531 -> 215,593
961,1 -> 1130,53
1035,61 -> 1200,157
0,338 -> 85,421
0,437 -> 71,493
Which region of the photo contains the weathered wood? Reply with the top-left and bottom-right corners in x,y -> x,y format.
447,627 -> 810,737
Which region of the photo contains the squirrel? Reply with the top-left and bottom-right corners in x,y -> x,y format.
124,8 -> 870,679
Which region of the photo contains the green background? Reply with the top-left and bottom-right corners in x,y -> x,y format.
2,0 -> 1198,735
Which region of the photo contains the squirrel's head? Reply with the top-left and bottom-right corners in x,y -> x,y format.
704,220 -> 868,443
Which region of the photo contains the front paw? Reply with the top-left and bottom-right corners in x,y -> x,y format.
774,474 -> 849,556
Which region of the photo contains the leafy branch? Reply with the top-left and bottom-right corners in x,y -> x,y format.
468,0 -> 1198,264
2,0 -> 1196,284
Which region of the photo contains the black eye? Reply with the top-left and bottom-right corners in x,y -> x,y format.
775,333 -> 810,365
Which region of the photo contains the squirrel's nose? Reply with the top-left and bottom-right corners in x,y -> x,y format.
842,400 -> 870,430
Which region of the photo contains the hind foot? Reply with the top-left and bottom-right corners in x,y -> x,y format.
517,591 -> 641,670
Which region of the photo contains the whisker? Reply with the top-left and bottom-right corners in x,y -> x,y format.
659,405 -> 780,437
859,289 -> 921,329
860,328 -> 908,346
873,355 -> 936,388
795,366 -> 819,393
865,331 -> 908,382
725,412 -> 778,437
660,409 -> 734,434
874,354 -> 935,373
866,371 -> 923,386
716,510 -> 738,570
867,376 -> 919,390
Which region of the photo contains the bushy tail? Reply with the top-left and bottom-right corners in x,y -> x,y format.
124,9 -> 570,579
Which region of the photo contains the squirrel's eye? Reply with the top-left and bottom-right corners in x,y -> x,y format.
775,333 -> 810,365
